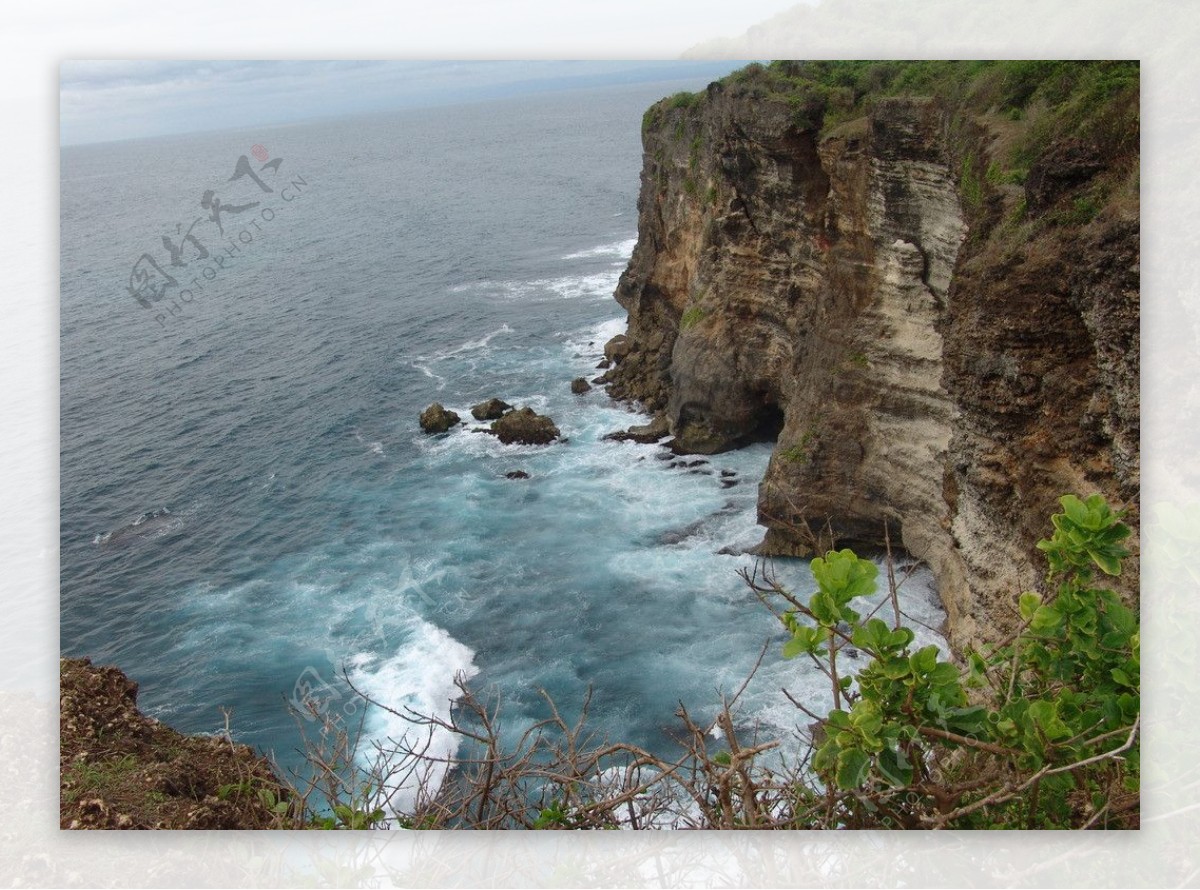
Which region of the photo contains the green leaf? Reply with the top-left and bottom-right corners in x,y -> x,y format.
783,625 -> 826,659
835,747 -> 871,790
876,747 -> 914,786
1090,549 -> 1122,576
809,590 -> 841,625
849,700 -> 883,739
1061,494 -> 1089,526
812,738 -> 840,774
1028,700 -> 1071,741
825,709 -> 852,730
852,618 -> 889,652
945,704 -> 988,734
909,645 -> 938,675
928,662 -> 961,687
1031,605 -> 1063,632
812,550 -> 878,604
1019,592 -> 1042,621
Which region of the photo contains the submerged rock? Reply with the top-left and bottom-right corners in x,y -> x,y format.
470,398 -> 512,421
505,470 -> 531,480
489,407 -> 561,445
570,377 -> 591,394
419,402 -> 460,433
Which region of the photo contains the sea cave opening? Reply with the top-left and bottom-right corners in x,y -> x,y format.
746,400 -> 786,445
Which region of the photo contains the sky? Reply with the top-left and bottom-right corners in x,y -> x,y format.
59,59 -> 753,145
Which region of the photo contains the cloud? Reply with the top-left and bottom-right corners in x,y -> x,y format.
59,60 -> 745,145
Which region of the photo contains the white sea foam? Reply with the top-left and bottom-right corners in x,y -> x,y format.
411,324 -> 514,390
452,269 -> 622,303
562,317 -> 628,360
346,617 -> 479,817
436,324 -> 514,359
562,237 -> 638,261
353,430 -> 385,456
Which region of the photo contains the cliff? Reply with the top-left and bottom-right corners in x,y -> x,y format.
60,658 -> 290,829
605,62 -> 1139,648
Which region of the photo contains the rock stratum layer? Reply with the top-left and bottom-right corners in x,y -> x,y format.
606,63 -> 1139,647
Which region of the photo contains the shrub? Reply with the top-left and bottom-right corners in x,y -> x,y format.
766,493 -> 1138,828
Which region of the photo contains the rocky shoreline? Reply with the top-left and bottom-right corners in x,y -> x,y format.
420,65 -> 1139,653
596,63 -> 1139,649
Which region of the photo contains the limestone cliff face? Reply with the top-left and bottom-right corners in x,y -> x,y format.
606,75 -> 1139,648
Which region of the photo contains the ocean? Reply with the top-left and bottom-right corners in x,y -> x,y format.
59,79 -> 949,812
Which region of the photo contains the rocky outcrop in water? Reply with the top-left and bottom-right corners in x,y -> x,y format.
603,413 -> 670,444
489,407 -> 561,445
471,398 -> 513,421
420,402 -> 461,433
606,63 -> 1139,647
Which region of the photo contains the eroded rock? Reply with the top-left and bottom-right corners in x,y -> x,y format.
420,402 -> 461,433
471,398 -> 512,421
489,407 -> 561,445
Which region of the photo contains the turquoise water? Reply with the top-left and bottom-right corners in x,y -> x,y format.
60,81 -> 948,808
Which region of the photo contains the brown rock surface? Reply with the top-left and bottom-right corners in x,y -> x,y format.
489,407 -> 561,445
606,66 -> 1139,647
419,402 -> 461,433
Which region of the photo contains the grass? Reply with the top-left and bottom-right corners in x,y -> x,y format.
61,754 -> 141,804
680,306 -> 706,330
781,430 -> 817,464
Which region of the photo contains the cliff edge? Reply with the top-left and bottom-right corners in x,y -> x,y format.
605,62 -> 1139,647
60,657 -> 290,829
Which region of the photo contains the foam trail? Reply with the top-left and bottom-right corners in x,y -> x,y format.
353,430 -> 385,456
435,323 -> 514,359
562,237 -> 637,260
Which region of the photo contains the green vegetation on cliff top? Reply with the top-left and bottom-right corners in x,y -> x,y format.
694,60 -> 1137,143
647,60 -> 1137,234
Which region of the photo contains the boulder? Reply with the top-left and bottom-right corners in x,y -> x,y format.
603,334 -> 631,364
602,413 -> 670,444
570,377 -> 591,395
419,403 -> 461,433
505,470 -> 531,480
470,398 -> 512,421
490,407 -> 561,445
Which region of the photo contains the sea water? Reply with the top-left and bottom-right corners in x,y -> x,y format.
60,80 -> 948,811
